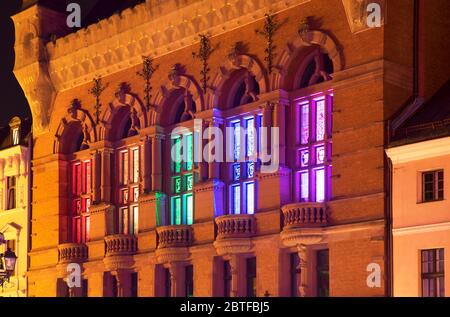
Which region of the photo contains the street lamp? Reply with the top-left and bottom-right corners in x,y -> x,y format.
0,232 -> 18,288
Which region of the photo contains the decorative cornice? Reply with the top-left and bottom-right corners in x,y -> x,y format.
41,0 -> 311,92
386,136 -> 450,164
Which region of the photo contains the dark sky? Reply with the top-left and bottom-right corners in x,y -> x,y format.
0,0 -> 144,127
0,0 -> 30,128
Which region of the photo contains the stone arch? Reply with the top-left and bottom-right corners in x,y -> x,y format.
54,100 -> 97,154
272,30 -> 344,90
100,91 -> 148,141
152,70 -> 204,126
208,54 -> 268,109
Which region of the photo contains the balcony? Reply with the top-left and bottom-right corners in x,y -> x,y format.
104,234 -> 138,257
58,243 -> 88,263
282,202 -> 328,229
215,214 -> 256,240
213,214 -> 256,256
155,225 -> 193,263
280,202 -> 328,247
156,225 -> 193,249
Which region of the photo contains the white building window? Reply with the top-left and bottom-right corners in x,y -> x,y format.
12,128 -> 19,145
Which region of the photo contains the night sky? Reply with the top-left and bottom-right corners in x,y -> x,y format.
0,0 -> 30,128
0,0 -> 144,127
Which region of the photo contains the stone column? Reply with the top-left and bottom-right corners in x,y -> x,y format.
298,244 -> 308,297
141,137 -> 152,193
206,118 -> 222,180
100,148 -> 114,203
115,270 -> 132,297
168,262 -> 185,297
151,134 -> 163,192
229,255 -> 240,297
260,102 -> 275,158
91,150 -> 101,203
273,101 -> 287,165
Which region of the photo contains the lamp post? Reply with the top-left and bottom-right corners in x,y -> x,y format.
0,232 -> 18,288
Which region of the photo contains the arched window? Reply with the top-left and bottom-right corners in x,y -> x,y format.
296,50 -> 333,90
219,70 -> 260,110
294,92 -> 333,203
165,90 -> 198,226
67,122 -> 92,244
111,105 -> 142,235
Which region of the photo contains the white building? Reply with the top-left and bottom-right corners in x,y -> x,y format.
0,117 -> 31,297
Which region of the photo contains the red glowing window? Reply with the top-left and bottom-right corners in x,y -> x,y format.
71,160 -> 92,243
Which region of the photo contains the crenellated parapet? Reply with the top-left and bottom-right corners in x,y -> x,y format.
12,5 -> 69,136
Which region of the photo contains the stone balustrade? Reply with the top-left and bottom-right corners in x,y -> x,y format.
215,214 -> 256,240
156,225 -> 193,249
58,243 -> 88,263
104,234 -> 138,257
282,202 -> 328,229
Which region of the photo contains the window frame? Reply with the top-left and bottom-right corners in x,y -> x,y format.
293,92 -> 333,203
70,159 -> 92,244
421,248 -> 445,297
117,146 -> 141,235
226,113 -> 262,215
421,170 -> 444,203
167,124 -> 198,226
6,176 -> 17,210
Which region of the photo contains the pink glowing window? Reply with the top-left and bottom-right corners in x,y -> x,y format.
315,169 -> 325,203
300,103 -> 310,145
316,100 -> 325,141
300,149 -> 309,167
300,172 -> 309,202
316,146 -> 325,165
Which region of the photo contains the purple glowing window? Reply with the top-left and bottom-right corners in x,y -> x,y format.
316,100 -> 325,141
247,161 -> 255,178
300,172 -> 309,202
232,185 -> 241,214
246,118 -> 256,157
245,182 -> 255,215
300,149 -> 309,167
315,169 -> 325,202
316,146 -> 325,165
233,164 -> 241,181
233,121 -> 241,161
301,103 -> 309,144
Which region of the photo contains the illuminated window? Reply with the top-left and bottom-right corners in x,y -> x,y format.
170,134 -> 196,225
6,176 -> 16,210
71,160 -> 92,243
12,128 -> 19,145
421,249 -> 445,297
295,94 -> 332,203
117,147 -> 140,235
228,115 -> 261,215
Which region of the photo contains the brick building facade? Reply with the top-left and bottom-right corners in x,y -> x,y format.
10,0 -> 450,297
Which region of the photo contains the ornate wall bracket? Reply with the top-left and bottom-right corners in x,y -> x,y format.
192,34 -> 216,93
341,0 -> 386,34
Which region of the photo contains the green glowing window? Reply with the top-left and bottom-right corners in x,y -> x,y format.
171,196 -> 181,225
184,174 -> 193,191
172,137 -> 181,173
183,194 -> 193,225
184,134 -> 193,171
172,177 -> 181,194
